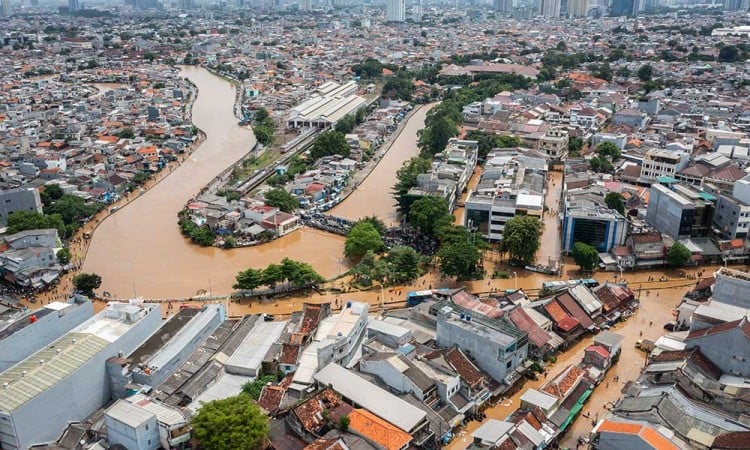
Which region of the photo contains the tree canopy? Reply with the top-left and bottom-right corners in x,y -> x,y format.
345,221 -> 384,259
393,157 -> 431,214
73,273 -> 102,297
438,239 -> 482,280
408,196 -> 451,236
595,142 -> 621,160
464,130 -> 521,158
501,216 -> 541,265
637,64 -> 653,82
309,131 -> 350,161
234,258 -> 323,292
572,242 -> 599,272
264,188 -> 299,213
667,242 -> 691,266
7,211 -> 66,237
191,394 -> 268,450
604,192 -> 626,215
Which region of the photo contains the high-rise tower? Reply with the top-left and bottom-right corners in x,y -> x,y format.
386,0 -> 405,22
538,0 -> 561,17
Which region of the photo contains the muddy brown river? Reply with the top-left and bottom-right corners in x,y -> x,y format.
82,67 -> 429,298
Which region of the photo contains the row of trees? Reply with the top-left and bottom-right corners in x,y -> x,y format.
8,189 -> 101,239
233,257 -> 324,292
464,130 -> 522,159
252,108 -> 276,146
309,130 -> 350,161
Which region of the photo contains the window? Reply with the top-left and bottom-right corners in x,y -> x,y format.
506,361 -> 513,369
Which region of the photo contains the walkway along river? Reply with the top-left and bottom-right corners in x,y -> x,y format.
82,67 -> 432,299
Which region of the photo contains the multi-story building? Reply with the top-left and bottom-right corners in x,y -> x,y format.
538,128 -> 569,160
464,151 -> 546,242
640,149 -> 690,183
0,298 -> 94,373
408,139 -> 478,212
105,394 -> 190,450
714,176 -> 750,239
386,0 -> 405,22
538,0 -> 561,17
436,303 -> 529,385
645,183 -> 715,240
0,302 -> 161,450
0,187 -> 43,227
562,203 -> 627,253
567,0 -> 589,17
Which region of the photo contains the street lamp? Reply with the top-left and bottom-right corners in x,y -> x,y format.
513,271 -> 518,291
616,257 -> 623,282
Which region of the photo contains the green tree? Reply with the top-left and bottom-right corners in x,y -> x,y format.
497,135 -> 522,148
408,196 -> 451,236
605,192 -> 626,214
418,115 -> 459,156
261,263 -> 284,289
234,268 -> 263,292
345,222 -> 384,259
44,195 -> 99,229
242,374 -> 276,399
501,216 -> 541,265
284,259 -> 324,287
309,131 -> 350,161
334,114 -> 357,134
718,45 -> 738,63
568,137 -> 584,156
40,184 -> 64,206
572,242 -> 599,271
73,273 -> 102,297
393,157 -> 431,213
382,246 -> 421,284
56,248 -> 71,264
438,240 -> 482,280
667,242 -> 691,266
357,216 -> 387,236
191,227 -> 216,246
264,188 -> 299,213
616,66 -> 632,78
637,64 -> 653,82
595,142 -> 621,160
7,211 -> 66,237
192,394 -> 268,450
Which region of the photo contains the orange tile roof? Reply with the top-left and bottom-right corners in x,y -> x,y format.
348,409 -> 411,450
640,426 -> 680,450
598,420 -> 643,434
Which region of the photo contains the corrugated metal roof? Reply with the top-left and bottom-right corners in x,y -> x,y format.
0,332 -> 109,412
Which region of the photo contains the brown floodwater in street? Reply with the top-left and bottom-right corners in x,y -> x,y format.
536,170 -> 563,267
83,67 -> 344,298
329,104 -> 434,227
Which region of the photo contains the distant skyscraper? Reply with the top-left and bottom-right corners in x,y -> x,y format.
567,0 -> 588,16
1,0 -> 10,16
494,0 -> 513,12
412,0 -> 423,22
68,0 -> 80,11
386,0 -> 405,22
609,0 -> 635,15
724,0 -> 749,10
538,0 -> 560,16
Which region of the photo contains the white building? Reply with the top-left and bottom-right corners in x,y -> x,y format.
287,81 -> 366,129
386,0 -> 405,21
0,302 -> 162,450
640,149 -> 690,182
0,299 -> 94,373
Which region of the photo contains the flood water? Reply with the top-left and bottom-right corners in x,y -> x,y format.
83,67 -> 346,298
329,104 -> 434,227
82,68 -> 430,299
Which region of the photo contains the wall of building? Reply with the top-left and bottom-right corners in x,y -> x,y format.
132,305 -> 224,388
105,413 -> 160,450
0,301 -> 94,373
687,329 -> 750,377
714,195 -> 750,239
712,271 -> 750,308
646,185 -> 692,239
359,358 -> 425,401
436,316 -> 527,383
562,213 -> 627,253
0,188 -> 43,227
6,305 -> 161,449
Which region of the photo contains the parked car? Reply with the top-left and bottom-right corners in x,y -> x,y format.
635,339 -> 656,352
262,313 -> 275,322
663,321 -> 678,332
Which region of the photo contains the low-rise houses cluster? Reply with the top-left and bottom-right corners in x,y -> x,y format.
591,267 -> 750,449
0,229 -> 62,289
409,138 -> 479,212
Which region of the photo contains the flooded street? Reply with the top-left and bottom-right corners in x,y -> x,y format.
536,170 -> 563,267
83,67 -> 343,298
330,104 -> 434,226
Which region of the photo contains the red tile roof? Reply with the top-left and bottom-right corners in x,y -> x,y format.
556,292 -> 594,329
507,307 -> 552,349
686,317 -> 750,341
444,347 -> 485,388
713,431 -> 750,449
585,345 -> 610,359
543,300 -> 580,332
630,232 -> 663,244
257,385 -> 285,414
293,388 -> 342,435
541,365 -> 584,398
348,409 -> 412,450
